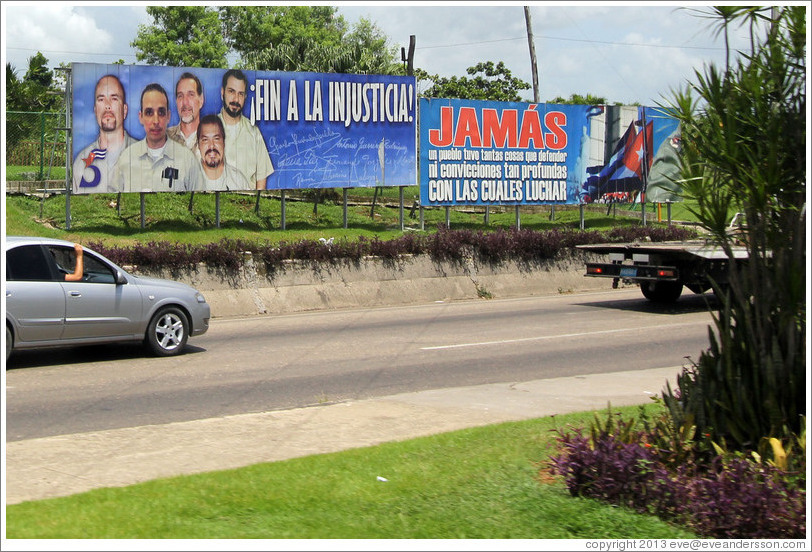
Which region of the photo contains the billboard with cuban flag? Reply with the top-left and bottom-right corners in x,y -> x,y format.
71,63 -> 417,194
419,97 -> 590,206
578,105 -> 681,204
419,98 -> 680,207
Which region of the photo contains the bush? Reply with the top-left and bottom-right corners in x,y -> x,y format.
662,3 -> 806,487
548,408 -> 807,539
549,427 -> 666,513
682,457 -> 807,539
87,226 -> 698,273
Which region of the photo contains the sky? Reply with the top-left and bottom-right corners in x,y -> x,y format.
2,1 -> 772,107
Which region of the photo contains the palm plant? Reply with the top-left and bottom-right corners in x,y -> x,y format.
661,6 -> 806,454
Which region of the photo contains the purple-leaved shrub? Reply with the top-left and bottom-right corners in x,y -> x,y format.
548,423 -> 806,538
85,226 -> 699,273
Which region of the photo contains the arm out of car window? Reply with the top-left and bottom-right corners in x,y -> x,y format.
64,243 -> 84,282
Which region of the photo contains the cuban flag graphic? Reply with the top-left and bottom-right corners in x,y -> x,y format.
79,148 -> 108,188
580,120 -> 653,203
83,148 -> 107,167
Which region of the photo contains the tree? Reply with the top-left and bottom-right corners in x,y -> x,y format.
218,6 -> 346,62
6,54 -> 62,159
661,6 -> 806,455
131,7 -> 228,68
551,93 -> 609,105
418,61 -> 530,102
6,62 -> 26,111
341,17 -> 402,75
6,62 -> 29,152
242,17 -> 400,74
6,53 -> 60,117
23,52 -> 53,88
21,52 -> 60,111
130,6 -> 400,75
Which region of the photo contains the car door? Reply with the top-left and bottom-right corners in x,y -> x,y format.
5,244 -> 66,343
47,246 -> 145,341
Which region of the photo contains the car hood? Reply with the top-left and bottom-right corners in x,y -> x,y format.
130,274 -> 200,293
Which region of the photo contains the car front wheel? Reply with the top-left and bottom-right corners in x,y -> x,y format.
6,325 -> 12,362
145,306 -> 189,356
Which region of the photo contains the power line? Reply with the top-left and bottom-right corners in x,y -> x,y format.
417,34 -> 726,52
6,31 -> 726,62
5,46 -> 138,59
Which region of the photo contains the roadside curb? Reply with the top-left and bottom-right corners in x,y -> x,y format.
135,250 -> 623,318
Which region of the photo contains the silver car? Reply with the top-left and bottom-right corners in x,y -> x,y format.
5,236 -> 210,360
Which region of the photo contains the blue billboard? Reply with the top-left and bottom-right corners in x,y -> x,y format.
419,98 -> 680,206
71,63 -> 417,194
420,98 -> 590,206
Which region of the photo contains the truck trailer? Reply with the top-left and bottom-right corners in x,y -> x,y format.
576,240 -> 749,303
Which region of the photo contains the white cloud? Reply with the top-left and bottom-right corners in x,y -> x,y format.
337,4 -> 748,105
4,4 -> 113,70
1,3 -> 760,107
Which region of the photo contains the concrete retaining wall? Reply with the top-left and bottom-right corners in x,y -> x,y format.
133,251 -> 618,318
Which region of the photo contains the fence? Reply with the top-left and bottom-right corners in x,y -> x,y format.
6,111 -> 68,184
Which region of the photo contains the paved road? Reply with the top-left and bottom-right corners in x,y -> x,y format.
6,365 -> 684,505
6,288 -> 716,441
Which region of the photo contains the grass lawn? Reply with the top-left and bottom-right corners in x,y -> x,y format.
5,164 -> 67,181
5,404 -> 697,539
4,188 -> 692,248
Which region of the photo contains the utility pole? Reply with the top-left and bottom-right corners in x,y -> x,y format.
525,7 -> 553,219
524,6 -> 540,103
401,35 -> 415,76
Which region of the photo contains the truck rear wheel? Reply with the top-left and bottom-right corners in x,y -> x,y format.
641,281 -> 683,303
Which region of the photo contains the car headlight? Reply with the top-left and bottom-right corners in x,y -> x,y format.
195,292 -> 207,304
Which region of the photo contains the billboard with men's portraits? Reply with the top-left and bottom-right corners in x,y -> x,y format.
71,62 -> 417,194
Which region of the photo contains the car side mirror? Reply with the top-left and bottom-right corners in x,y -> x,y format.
115,270 -> 128,285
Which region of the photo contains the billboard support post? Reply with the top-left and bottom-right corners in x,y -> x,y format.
343,188 -> 348,229
280,191 -> 286,230
60,66 -> 72,230
370,187 -> 379,218
140,193 -> 146,229
579,203 -> 585,230
515,206 -> 521,230
399,186 -> 404,231
39,113 -> 45,180
312,189 -> 320,216
215,192 -> 221,228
